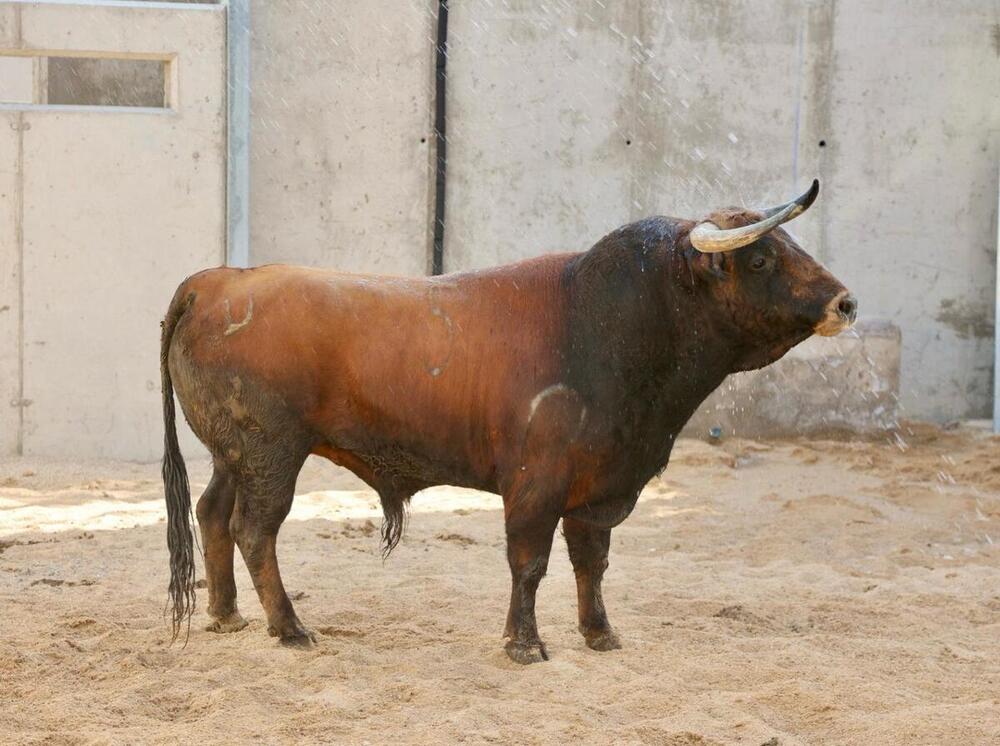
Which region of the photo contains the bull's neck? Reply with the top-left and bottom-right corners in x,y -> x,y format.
564,231 -> 735,463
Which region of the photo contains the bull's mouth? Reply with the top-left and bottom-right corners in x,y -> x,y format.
814,290 -> 858,337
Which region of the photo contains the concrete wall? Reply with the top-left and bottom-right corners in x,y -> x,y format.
249,0 -> 435,275
823,0 -> 1000,421
0,1 -> 226,459
441,0 -> 999,422
445,1 -> 812,268
1,1 -> 995,460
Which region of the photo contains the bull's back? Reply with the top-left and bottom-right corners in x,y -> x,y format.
167,259 -> 572,489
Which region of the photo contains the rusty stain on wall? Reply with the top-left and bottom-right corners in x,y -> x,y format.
936,298 -> 994,340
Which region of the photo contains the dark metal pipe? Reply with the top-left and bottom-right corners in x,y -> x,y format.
431,0 -> 449,275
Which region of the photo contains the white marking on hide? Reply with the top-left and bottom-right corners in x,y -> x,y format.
528,384 -> 587,438
223,295 -> 254,336
529,383 -> 571,422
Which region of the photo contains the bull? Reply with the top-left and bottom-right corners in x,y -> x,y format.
160,179 -> 855,663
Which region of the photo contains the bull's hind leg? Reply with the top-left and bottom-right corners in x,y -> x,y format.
230,455 -> 314,646
563,516 -> 620,651
196,466 -> 247,633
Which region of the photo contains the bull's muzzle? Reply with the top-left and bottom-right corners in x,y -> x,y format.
814,290 -> 858,337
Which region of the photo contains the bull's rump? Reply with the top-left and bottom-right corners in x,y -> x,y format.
166,260 -> 571,489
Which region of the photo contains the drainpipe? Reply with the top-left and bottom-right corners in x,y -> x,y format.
431,0 -> 449,275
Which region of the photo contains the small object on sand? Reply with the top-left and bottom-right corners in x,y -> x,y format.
708,426 -> 723,444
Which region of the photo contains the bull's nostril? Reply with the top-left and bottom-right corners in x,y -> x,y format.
837,294 -> 858,320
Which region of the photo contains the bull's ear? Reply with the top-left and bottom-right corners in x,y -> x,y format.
691,249 -> 728,282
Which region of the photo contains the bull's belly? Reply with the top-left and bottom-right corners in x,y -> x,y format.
312,436 -> 496,496
171,354 -> 490,493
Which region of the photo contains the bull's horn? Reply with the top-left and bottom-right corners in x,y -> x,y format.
689,178 -> 820,254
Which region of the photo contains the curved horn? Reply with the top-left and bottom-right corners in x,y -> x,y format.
689,178 -> 820,254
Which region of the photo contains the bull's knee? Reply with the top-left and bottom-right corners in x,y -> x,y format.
515,555 -> 548,587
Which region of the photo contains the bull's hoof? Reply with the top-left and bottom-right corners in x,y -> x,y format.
504,639 -> 549,665
279,630 -> 317,649
205,612 -> 248,634
268,621 -> 317,647
583,628 -> 621,652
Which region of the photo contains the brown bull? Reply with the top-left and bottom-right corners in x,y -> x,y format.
161,179 -> 856,663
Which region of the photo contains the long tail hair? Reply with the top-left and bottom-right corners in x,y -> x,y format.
379,491 -> 409,560
160,291 -> 196,642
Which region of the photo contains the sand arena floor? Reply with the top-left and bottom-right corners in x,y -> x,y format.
1,423 -> 999,745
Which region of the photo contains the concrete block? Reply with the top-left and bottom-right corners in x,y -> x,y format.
0,56 -> 32,103
0,4 -> 18,48
685,320 -> 901,439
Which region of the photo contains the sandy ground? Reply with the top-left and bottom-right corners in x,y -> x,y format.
1,423 -> 999,745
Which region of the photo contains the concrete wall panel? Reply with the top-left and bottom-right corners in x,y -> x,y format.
445,1 -> 815,270
250,0 -> 434,274
11,3 -> 226,459
632,1 -> 807,219
825,0 -> 1000,421
445,1 -> 634,270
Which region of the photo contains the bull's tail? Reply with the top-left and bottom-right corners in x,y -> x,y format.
160,290 -> 195,642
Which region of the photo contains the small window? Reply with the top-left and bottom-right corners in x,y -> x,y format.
0,52 -> 172,110
47,57 -> 167,108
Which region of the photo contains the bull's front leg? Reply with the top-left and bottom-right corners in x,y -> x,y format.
563,516 -> 621,651
502,383 -> 585,663
502,496 -> 562,664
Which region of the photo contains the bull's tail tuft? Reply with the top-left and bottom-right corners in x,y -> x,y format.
378,491 -> 410,560
160,292 -> 196,643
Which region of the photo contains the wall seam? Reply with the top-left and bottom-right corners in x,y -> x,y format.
15,4 -> 25,455
226,0 -> 250,267
626,1 -> 645,222
816,0 -> 836,265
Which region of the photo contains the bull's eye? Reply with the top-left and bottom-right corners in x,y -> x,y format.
749,254 -> 768,272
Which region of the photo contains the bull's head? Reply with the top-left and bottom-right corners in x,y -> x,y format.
687,179 -> 856,371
